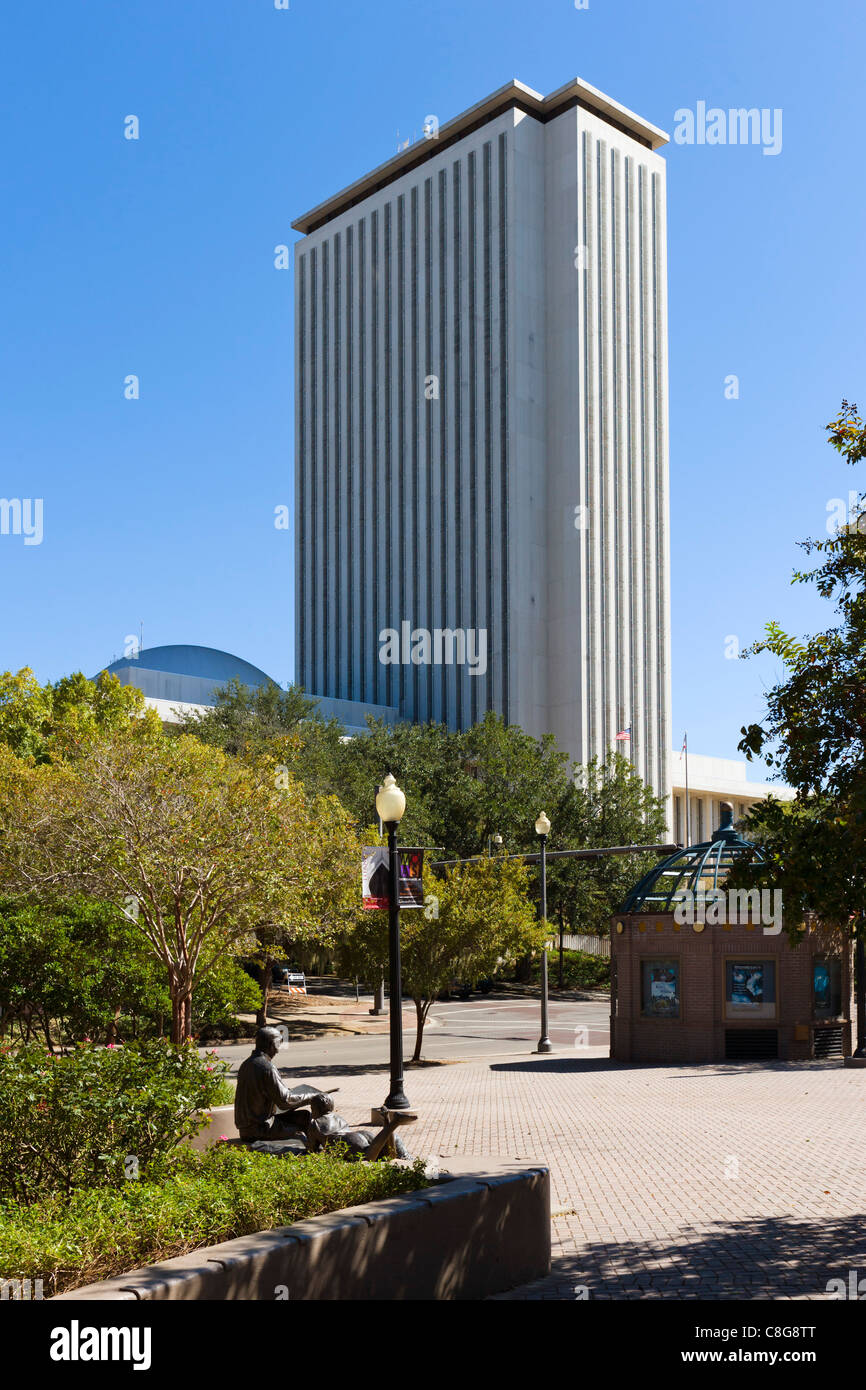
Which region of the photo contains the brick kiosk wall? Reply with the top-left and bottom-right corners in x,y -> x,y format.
610,915 -> 853,1065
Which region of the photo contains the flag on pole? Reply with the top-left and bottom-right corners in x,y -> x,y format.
680,731 -> 687,759
615,727 -> 631,741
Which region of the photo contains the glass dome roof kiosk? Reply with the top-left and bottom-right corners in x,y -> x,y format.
619,802 -> 768,917
610,805 -> 855,1065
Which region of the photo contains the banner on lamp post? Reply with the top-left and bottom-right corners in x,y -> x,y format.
362,847 -> 425,910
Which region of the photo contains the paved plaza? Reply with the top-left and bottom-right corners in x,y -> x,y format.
281,1049 -> 866,1300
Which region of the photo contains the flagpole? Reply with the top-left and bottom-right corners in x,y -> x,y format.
684,732 -> 690,844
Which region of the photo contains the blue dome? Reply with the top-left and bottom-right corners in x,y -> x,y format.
99,645 -> 278,688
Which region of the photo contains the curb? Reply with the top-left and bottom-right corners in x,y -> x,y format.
51,1162 -> 550,1302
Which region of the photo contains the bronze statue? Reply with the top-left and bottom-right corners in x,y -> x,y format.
234,1027 -> 332,1141
304,1094 -> 416,1160
234,1027 -> 416,1160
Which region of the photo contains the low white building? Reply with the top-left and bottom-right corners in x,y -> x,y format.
670,751 -> 793,844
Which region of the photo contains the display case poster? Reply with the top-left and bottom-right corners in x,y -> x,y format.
731,963 -> 763,1007
645,962 -> 679,1017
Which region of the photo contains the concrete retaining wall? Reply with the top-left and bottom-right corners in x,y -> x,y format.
52,1162 -> 550,1301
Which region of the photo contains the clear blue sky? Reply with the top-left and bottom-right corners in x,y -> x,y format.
2,0 -> 863,768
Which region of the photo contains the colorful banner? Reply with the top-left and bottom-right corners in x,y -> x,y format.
361,846 -> 426,910
398,848 -> 425,909
361,847 -> 390,909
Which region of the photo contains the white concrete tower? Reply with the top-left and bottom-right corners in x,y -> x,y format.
293,78 -> 671,808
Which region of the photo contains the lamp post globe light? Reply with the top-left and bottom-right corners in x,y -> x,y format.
375,774 -> 410,1110
535,812 -> 553,1054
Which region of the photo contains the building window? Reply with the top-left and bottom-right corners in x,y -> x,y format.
724,959 -> 777,1021
674,794 -> 683,842
813,958 -> 842,1019
641,959 -> 680,1018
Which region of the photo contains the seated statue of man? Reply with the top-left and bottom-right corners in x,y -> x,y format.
234,1026 -> 331,1142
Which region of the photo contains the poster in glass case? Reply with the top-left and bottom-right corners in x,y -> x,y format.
641,959 -> 680,1018
731,963 -> 764,1006
725,960 -> 776,1020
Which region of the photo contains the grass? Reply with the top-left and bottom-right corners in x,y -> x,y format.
0,1144 -> 429,1297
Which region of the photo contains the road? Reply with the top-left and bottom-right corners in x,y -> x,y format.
205,992 -> 611,1078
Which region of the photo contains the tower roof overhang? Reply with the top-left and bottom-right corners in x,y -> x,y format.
292,77 -> 669,236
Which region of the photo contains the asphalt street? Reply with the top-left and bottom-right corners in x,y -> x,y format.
206,993 -> 612,1078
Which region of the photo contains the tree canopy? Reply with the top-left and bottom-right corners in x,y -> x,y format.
0,668 -> 158,763
0,726 -> 361,1041
737,401 -> 866,936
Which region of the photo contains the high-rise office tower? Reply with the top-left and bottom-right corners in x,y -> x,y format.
293,78 -> 671,806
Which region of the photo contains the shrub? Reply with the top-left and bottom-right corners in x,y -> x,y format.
0,1144 -> 430,1296
530,949 -> 610,990
191,957 -> 261,1037
0,1039 -> 230,1202
0,899 -> 263,1047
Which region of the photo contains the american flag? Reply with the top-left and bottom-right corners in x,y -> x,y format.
615,727 -> 631,741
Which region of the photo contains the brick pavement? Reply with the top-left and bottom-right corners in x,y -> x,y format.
290,1050 -> 866,1300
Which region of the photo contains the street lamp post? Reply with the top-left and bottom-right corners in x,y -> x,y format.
558,901 -> 565,990
535,812 -> 553,1054
375,774 -> 410,1109
855,917 -> 866,1058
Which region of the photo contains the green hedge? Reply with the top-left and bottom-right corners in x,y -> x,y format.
0,1143 -> 429,1297
531,949 -> 610,990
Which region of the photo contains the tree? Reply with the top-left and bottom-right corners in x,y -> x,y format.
176,677 -> 319,757
0,898 -> 259,1045
183,687 -> 669,907
735,402 -> 866,1030
549,752 -> 671,933
0,668 -> 154,764
0,726 -> 361,1042
738,402 -> 866,860
340,856 -> 544,1060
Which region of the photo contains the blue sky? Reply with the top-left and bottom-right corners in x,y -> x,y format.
1,0 -> 863,771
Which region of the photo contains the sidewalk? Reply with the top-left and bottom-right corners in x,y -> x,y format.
280,1051 -> 866,1301
239,993 -> 425,1040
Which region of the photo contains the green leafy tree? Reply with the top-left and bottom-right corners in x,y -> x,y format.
0,668 -> 154,764
0,898 -> 159,1046
0,727 -> 362,1042
0,899 -> 260,1046
549,752 -> 670,934
340,857 -> 544,1060
737,401 -> 866,954
176,677 -> 319,756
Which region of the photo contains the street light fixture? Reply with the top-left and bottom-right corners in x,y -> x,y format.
375,774 -> 410,1109
535,812 -> 553,1054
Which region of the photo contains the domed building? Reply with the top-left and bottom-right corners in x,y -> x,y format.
97,644 -> 280,722
609,804 -> 854,1064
